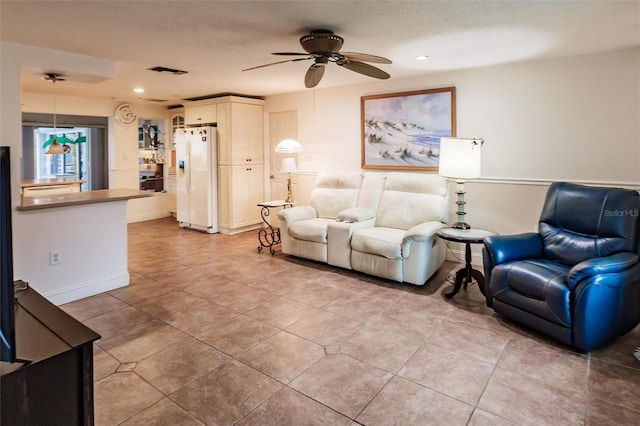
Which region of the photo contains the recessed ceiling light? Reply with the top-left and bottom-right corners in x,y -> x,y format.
133,88 -> 145,93
415,55 -> 429,61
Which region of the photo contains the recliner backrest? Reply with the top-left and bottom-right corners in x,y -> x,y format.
375,172 -> 448,230
309,173 -> 363,219
539,182 -> 640,265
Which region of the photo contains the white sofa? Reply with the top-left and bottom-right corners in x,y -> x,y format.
277,172 -> 449,285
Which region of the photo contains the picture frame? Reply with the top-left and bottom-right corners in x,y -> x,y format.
361,86 -> 456,171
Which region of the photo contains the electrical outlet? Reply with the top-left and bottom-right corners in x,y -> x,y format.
49,251 -> 61,265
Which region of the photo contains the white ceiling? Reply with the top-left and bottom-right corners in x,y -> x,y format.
2,1 -> 638,106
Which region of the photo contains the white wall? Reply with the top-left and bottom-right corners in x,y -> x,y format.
264,48 -> 640,264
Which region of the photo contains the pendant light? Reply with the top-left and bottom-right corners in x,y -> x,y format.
42,73 -> 67,155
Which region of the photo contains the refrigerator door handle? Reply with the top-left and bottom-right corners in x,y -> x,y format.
186,140 -> 192,193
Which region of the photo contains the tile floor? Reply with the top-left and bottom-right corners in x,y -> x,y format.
61,217 -> 640,425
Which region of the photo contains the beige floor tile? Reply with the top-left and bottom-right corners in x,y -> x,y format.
132,290 -> 206,318
245,296 -> 318,328
93,343 -> 120,381
94,372 -> 163,426
367,301 -> 446,341
120,398 -> 204,426
340,326 -> 422,373
427,319 -> 511,364
211,286 -> 276,312
478,367 -> 586,425
588,358 -> 640,412
468,408 -> 519,426
284,283 -> 350,307
290,354 -> 392,418
590,332 -> 640,371
135,337 -> 229,394
84,305 -> 156,341
183,276 -> 247,300
286,310 -> 363,346
162,301 -> 236,335
356,376 -> 474,425
170,360 -> 282,425
61,292 -> 128,322
322,291 -> 392,320
108,280 -> 173,305
98,320 -> 190,362
238,331 -> 325,383
585,394 -> 640,425
196,314 -> 279,356
398,343 -> 494,405
497,338 -> 588,392
236,387 -> 351,426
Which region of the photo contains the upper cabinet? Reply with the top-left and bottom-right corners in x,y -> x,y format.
184,104 -> 216,126
216,100 -> 264,166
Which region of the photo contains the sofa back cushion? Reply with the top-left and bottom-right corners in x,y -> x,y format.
357,172 -> 386,211
539,182 -> 640,265
310,173 -> 363,219
375,172 -> 448,230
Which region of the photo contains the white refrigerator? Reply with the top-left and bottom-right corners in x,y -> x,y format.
175,126 -> 219,233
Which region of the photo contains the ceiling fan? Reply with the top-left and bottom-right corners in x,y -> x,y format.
242,29 -> 392,88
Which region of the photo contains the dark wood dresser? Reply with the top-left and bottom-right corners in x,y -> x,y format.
1,286 -> 100,425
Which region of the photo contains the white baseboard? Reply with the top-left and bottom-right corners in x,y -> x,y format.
45,273 -> 130,305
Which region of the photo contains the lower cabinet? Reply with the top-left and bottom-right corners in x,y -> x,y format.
218,164 -> 264,234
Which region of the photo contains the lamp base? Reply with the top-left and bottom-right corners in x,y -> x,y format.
285,175 -> 293,203
451,221 -> 471,230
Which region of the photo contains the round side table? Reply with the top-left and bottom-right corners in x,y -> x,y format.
437,227 -> 496,299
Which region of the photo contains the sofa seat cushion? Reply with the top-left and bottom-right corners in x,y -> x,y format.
351,227 -> 405,259
490,259 -> 572,327
288,218 -> 335,243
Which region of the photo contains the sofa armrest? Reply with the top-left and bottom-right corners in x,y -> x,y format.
483,233 -> 544,266
277,205 -> 317,228
336,207 -> 376,223
401,222 -> 446,256
568,252 -> 639,289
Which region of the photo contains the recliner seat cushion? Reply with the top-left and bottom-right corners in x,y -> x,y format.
289,218 -> 335,243
351,227 -> 405,259
491,259 -> 572,327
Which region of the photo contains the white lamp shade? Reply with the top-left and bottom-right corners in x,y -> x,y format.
280,157 -> 297,173
438,137 -> 483,179
275,138 -> 303,153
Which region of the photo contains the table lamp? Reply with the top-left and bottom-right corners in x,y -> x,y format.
438,137 -> 484,229
275,138 -> 303,203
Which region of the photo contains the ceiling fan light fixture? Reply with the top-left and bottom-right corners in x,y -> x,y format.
416,55 -> 429,61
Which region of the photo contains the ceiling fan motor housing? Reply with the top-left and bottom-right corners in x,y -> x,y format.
300,29 -> 344,54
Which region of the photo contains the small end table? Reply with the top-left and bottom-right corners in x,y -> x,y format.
257,200 -> 293,255
437,227 -> 496,299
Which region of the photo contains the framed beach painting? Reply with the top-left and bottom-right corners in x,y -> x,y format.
361,87 -> 456,171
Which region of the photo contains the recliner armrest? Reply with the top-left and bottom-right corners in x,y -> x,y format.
401,222 -> 446,256
568,252 -> 639,288
336,207 -> 376,223
484,233 -> 544,266
277,205 -> 318,228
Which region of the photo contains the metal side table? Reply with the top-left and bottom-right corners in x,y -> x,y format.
257,200 -> 293,255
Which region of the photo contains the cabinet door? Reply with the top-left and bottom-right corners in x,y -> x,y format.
231,164 -> 264,227
217,166 -> 231,228
230,103 -> 264,165
185,105 -> 216,125
216,103 -> 231,165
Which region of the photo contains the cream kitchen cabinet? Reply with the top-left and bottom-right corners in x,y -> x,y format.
216,100 -> 264,166
218,164 -> 264,234
184,103 -> 216,126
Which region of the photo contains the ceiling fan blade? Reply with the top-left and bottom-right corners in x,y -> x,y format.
339,61 -> 390,79
242,57 -> 311,72
272,52 -> 310,56
340,52 -> 392,64
305,64 -> 325,88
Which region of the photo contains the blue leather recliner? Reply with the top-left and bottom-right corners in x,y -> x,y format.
483,182 -> 640,351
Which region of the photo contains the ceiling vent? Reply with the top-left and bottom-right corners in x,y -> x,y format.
147,66 -> 188,75
143,98 -> 169,103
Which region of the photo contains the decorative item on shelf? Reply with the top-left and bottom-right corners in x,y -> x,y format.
438,137 -> 484,229
275,138 -> 303,203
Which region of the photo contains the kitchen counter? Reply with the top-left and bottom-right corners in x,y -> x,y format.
18,188 -> 153,211
21,178 -> 86,197
21,177 -> 85,188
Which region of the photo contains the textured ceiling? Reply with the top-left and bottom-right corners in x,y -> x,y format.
1,1 -> 638,106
